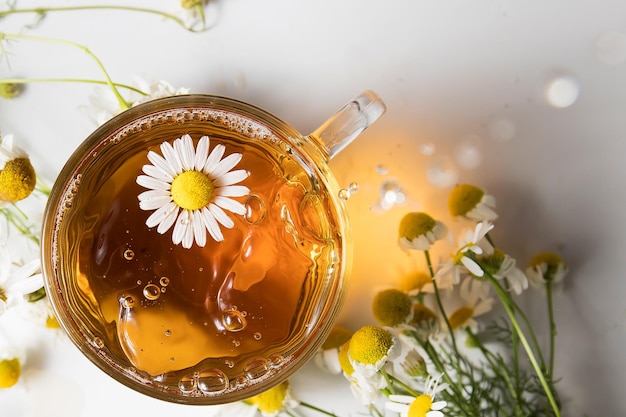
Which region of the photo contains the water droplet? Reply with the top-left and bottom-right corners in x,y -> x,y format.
244,194 -> 266,224
178,375 -> 196,394
268,354 -> 284,367
253,332 -> 262,340
376,163 -> 389,175
348,182 -> 359,193
337,189 -> 350,200
244,358 -> 270,380
595,31 -> 626,65
426,157 -> 459,187
165,329 -> 172,337
222,309 -> 247,332
170,357 -> 175,362
487,117 -> 516,142
120,296 -> 135,309
418,143 -> 436,156
143,284 -> 161,301
160,287 -> 167,293
136,280 -> 142,285
123,249 -> 135,260
159,277 -> 170,287
198,369 -> 229,394
545,76 -> 579,108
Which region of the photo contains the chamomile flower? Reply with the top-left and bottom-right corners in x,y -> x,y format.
348,325 -> 398,376
0,344 -> 25,389
446,278 -> 494,330
0,247 -> 44,316
0,82 -> 23,99
137,134 -> 250,248
245,380 -> 299,417
526,252 -> 568,292
314,325 -> 353,374
0,133 -> 37,202
385,375 -> 448,417
448,183 -> 497,222
398,212 -> 448,252
480,248 -> 528,294
372,288 -> 413,326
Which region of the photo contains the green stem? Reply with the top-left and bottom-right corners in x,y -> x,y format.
0,5 -> 207,32
424,250 -> 459,350
546,281 -> 557,379
299,401 -> 339,417
0,78 -> 147,96
383,369 -> 420,397
2,32 -> 130,110
487,274 -> 561,417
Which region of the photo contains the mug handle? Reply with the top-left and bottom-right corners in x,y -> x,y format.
308,90 -> 386,160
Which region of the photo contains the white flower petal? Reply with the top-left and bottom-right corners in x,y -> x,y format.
160,140 -> 183,174
204,144 -> 226,173
157,205 -> 179,234
138,188 -> 170,202
208,203 -> 235,228
209,152 -> 243,177
461,256 -> 484,277
201,207 -> 224,242
385,402 -> 409,413
172,212 -> 189,245
426,411 -> 444,417
432,401 -> 447,411
387,395 -> 415,404
192,211 -> 207,247
213,196 -> 246,215
216,185 -> 250,198
139,195 -> 173,211
10,273 -> 44,295
147,150 -> 177,178
176,134 -> 195,171
136,175 -> 170,191
213,169 -> 249,187
142,164 -> 173,182
194,136 -> 210,170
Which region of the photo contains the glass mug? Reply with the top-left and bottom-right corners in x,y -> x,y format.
41,91 -> 385,404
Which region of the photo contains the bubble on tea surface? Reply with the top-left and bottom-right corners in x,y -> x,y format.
123,249 -> 135,260
594,31 -> 626,65
222,309 -> 247,332
244,357 -> 271,380
93,337 -> 105,349
545,76 -> 579,108
253,332 -> 262,340
427,157 -> 459,187
487,117 -> 516,142
159,276 -> 170,287
376,163 -> 389,175
143,284 -> 161,301
120,295 -> 135,309
244,194 -> 266,224
269,354 -> 284,367
178,375 -> 196,394
198,369 -> 229,394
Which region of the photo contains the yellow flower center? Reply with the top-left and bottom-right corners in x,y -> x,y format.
0,82 -> 22,99
338,342 -> 354,375
170,170 -> 214,211
449,306 -> 474,329
0,358 -> 21,388
481,248 -> 506,275
0,157 -> 37,202
448,184 -> 485,217
248,380 -> 290,415
408,395 -> 434,417
399,212 -> 436,240
372,289 -> 412,326
0,286 -> 6,302
349,325 -> 394,365
46,315 -> 61,329
322,325 -> 353,350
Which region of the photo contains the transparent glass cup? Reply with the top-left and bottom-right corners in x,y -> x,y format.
41,91 -> 385,404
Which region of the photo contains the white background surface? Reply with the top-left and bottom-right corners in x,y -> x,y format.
1,1 -> 626,416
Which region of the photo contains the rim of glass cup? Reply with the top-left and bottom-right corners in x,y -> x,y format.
40,94 -> 353,404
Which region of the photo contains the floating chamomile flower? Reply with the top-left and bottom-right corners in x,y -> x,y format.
526,252 -> 568,292
137,134 -> 250,248
385,375 -> 448,417
246,380 -> 299,417
448,183 -> 497,222
372,288 -> 412,326
398,212 -> 448,252
480,248 -> 528,295
0,133 -> 37,203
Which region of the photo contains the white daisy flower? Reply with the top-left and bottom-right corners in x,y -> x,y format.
398,212 -> 448,253
0,247 -> 44,316
481,249 -> 528,295
526,252 -> 568,293
448,183 -> 497,222
446,278 -> 494,330
136,134 -> 250,248
385,375 -> 448,417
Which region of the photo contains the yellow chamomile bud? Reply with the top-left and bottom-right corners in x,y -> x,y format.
0,358 -> 21,388
526,252 -> 568,290
372,289 -> 412,326
247,380 -> 294,416
322,325 -> 353,350
448,183 -> 497,221
181,0 -> 204,9
0,83 -> 23,100
349,325 -> 394,367
0,158 -> 37,202
398,212 -> 448,252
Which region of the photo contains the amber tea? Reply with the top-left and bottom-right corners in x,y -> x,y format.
42,97 -> 354,404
